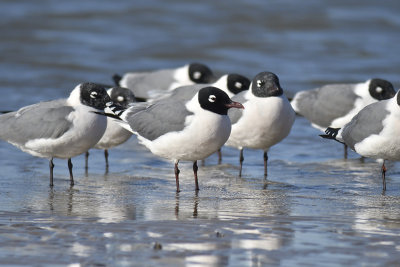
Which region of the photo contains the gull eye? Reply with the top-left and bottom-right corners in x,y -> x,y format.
376,87 -> 383,93
256,80 -> 265,88
193,71 -> 202,80
208,95 -> 216,103
117,96 -> 125,102
90,91 -> 98,98
235,82 -> 242,89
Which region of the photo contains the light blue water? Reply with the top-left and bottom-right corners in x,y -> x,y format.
1,0 -> 400,266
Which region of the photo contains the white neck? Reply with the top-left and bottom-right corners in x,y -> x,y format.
211,75 -> 231,96
173,64 -> 190,83
67,84 -> 82,106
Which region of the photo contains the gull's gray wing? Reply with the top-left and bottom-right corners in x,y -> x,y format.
228,91 -> 247,124
122,69 -> 177,99
148,84 -> 202,102
341,100 -> 389,150
124,98 -> 193,141
0,99 -> 73,145
294,84 -> 359,128
169,85 -> 203,101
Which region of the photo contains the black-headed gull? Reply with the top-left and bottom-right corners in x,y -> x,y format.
226,71 -> 296,177
113,63 -> 217,101
109,86 -> 244,192
85,86 -> 137,170
0,83 -> 116,186
321,90 -> 400,191
292,78 -> 395,157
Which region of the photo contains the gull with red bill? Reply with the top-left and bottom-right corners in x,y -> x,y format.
0,83 -> 117,187
108,86 -> 244,192
225,71 -> 296,177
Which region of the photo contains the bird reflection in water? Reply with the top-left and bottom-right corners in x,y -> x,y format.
48,187 -> 75,216
174,191 -> 199,219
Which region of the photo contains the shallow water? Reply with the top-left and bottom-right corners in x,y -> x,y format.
1,0 -> 400,266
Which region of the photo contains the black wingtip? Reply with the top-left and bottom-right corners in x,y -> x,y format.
112,74 -> 122,86
319,127 -> 342,141
106,102 -> 126,117
326,127 -> 340,137
319,134 -> 333,139
92,111 -> 122,120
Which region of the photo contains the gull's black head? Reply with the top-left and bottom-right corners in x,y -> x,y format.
369,78 -> 396,101
198,86 -> 244,115
109,87 -> 137,108
226,74 -> 251,95
251,72 -> 283,97
188,63 -> 216,84
80,82 -> 112,110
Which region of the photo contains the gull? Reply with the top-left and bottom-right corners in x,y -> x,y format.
113,62 -> 217,101
321,90 -> 400,191
85,86 -> 136,170
226,71 -> 296,177
109,86 -> 244,192
0,83 -> 116,186
291,78 -> 395,157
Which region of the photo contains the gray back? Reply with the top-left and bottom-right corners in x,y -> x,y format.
125,98 -> 193,141
228,91 -> 247,124
124,69 -> 177,99
0,99 -> 73,145
295,84 -> 359,127
169,85 -> 202,101
341,100 -> 389,150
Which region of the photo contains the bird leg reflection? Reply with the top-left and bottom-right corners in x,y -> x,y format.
175,192 -> 180,218
174,191 -> 199,219
66,187 -> 75,215
48,188 -> 55,211
193,191 -> 199,218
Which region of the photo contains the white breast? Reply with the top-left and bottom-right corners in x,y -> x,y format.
226,95 -> 295,150
141,111 -> 231,161
94,117 -> 132,150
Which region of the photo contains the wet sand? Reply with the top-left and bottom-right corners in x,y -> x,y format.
1,117 -> 400,266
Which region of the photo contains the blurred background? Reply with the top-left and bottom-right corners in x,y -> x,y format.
1,0 -> 399,108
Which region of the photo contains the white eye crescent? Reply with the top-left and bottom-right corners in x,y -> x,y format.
376,87 -> 383,93
117,96 -> 125,102
208,95 -> 216,102
235,82 -> 243,89
90,91 -> 98,98
193,71 -> 202,80
256,80 -> 262,87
